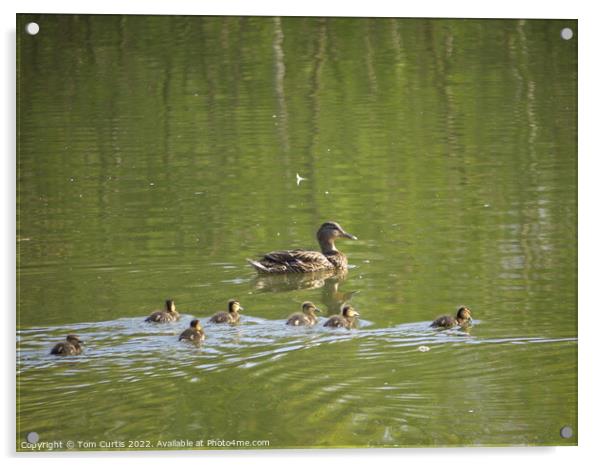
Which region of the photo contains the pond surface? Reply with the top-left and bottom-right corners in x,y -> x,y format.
17,15 -> 577,449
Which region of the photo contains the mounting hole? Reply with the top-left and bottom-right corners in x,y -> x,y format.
26,431 -> 39,444
25,22 -> 40,36
560,27 -> 573,40
560,425 -> 573,439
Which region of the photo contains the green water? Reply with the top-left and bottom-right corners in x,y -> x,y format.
16,15 -> 577,449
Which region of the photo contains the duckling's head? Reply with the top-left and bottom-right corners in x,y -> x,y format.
456,306 -> 472,321
190,319 -> 202,330
302,301 -> 321,315
228,299 -> 243,313
165,299 -> 176,312
317,222 -> 358,243
66,335 -> 84,345
341,304 -> 360,318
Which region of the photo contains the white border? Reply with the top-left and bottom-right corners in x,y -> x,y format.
3,1 -> 599,465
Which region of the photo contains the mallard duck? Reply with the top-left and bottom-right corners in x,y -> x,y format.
286,301 -> 321,326
145,299 -> 180,323
324,304 -> 360,329
179,319 -> 206,343
247,222 -> 357,273
50,335 -> 84,356
208,299 -> 243,324
430,306 -> 473,328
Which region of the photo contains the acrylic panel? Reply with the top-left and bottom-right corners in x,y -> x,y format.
16,14 -> 577,451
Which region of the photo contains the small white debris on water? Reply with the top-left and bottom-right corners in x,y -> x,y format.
325,191 -> 329,195
150,182 -> 155,186
484,203 -> 490,207
296,173 -> 307,186
418,345 -> 430,352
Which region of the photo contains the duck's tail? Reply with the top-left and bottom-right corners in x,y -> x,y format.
246,258 -> 270,273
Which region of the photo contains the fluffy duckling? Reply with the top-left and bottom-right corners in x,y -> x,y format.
50,335 -> 84,356
145,299 -> 180,323
323,304 -> 360,329
179,319 -> 206,343
286,301 -> 321,326
208,299 -> 243,324
430,306 -> 473,328
248,221 -> 357,273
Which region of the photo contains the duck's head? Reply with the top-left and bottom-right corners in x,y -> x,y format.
317,222 -> 357,245
302,301 -> 321,315
228,299 -> 243,313
341,304 -> 360,318
165,299 -> 176,313
66,335 -> 84,345
456,306 -> 472,321
190,319 -> 202,330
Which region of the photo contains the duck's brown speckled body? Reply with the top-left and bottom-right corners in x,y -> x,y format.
50,335 -> 84,356
179,319 -> 206,343
145,299 -> 180,323
208,299 -> 243,324
324,304 -> 360,329
286,301 -> 321,326
247,222 -> 357,273
430,306 -> 473,328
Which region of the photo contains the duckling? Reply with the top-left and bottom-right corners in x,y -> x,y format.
286,301 -> 321,326
50,335 -> 84,356
179,319 -> 205,343
247,221 -> 357,273
430,306 -> 473,328
145,299 -> 180,323
208,299 -> 243,324
323,304 -> 360,329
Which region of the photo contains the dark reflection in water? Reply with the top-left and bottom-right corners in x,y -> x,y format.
17,15 -> 576,448
251,270 -> 356,314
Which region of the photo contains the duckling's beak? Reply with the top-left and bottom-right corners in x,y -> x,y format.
238,306 -> 244,311
314,307 -> 322,313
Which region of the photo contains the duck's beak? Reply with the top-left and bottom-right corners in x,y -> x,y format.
314,307 -> 322,313
238,306 -> 244,311
342,231 -> 358,240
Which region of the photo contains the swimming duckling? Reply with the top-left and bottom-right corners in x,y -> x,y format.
179,319 -> 206,343
145,299 -> 180,323
286,301 -> 321,326
50,335 -> 84,356
323,304 -> 360,329
430,306 -> 473,328
247,221 -> 357,273
208,299 -> 243,324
